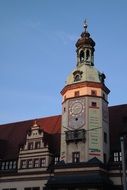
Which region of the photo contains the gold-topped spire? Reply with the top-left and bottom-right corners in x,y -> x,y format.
83,19 -> 88,32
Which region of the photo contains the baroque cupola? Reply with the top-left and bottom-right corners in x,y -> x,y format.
65,21 -> 106,86
76,20 -> 95,67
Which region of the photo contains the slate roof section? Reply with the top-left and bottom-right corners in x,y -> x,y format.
45,173 -> 113,188
0,115 -> 61,160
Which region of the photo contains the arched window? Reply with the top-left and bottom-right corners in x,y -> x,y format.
80,50 -> 84,62
86,49 -> 90,60
74,74 -> 80,82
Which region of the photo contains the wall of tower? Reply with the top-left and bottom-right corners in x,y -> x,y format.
61,86 -> 109,163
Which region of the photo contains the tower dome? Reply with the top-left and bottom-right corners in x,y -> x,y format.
75,21 -> 95,49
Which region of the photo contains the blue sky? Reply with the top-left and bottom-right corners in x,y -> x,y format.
0,0 -> 127,124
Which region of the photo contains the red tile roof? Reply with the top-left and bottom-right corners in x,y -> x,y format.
0,115 -> 61,160
1,104 -> 127,161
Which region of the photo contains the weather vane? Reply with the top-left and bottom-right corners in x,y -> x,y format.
84,19 -> 88,32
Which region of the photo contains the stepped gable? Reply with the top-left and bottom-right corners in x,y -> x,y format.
0,115 -> 61,160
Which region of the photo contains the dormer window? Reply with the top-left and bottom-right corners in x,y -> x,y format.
74,74 -> 81,82
73,70 -> 83,82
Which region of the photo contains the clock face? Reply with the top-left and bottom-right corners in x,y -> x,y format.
70,102 -> 83,115
68,98 -> 86,129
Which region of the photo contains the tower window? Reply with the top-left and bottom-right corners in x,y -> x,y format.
63,107 -> 66,112
80,50 -> 84,62
74,91 -> 80,97
91,90 -> 97,96
72,152 -> 80,163
73,70 -> 83,82
103,93 -> 106,99
86,49 -> 90,60
91,102 -> 97,107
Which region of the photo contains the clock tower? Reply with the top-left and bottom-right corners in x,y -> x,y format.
60,21 -> 110,164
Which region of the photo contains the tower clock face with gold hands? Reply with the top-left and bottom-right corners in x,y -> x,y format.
68,98 -> 85,129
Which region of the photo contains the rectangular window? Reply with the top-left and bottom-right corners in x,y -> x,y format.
104,132 -> 107,143
74,91 -> 80,97
34,159 -> 40,168
40,158 -> 46,167
91,90 -> 97,96
114,152 -> 119,162
120,152 -> 122,161
5,162 -> 9,170
55,157 -> 59,164
28,142 -> 33,150
13,161 -> 17,169
21,160 -> 27,169
72,152 -> 80,163
91,102 -> 97,107
28,159 -> 33,168
1,162 -> 5,170
104,153 -> 107,163
35,141 -> 41,149
9,161 -> 13,169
